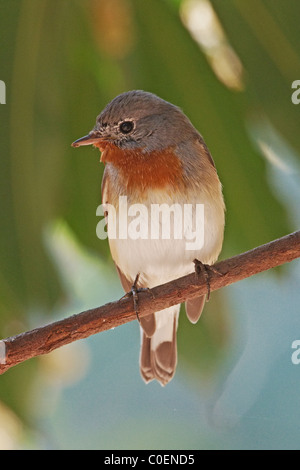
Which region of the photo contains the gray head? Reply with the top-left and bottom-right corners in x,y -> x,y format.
72,90 -> 199,152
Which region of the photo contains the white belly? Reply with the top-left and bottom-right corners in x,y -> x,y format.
107,190 -> 224,287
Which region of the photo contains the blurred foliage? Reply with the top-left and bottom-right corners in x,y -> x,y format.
0,0 -> 300,448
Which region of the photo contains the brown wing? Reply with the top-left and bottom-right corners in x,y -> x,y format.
101,166 -> 110,210
185,295 -> 206,324
114,264 -> 132,292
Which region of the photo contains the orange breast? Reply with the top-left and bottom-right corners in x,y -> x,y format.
95,141 -> 184,192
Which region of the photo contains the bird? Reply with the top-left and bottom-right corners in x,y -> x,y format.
72,90 -> 225,386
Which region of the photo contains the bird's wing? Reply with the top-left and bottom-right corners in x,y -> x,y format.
185,295 -> 206,324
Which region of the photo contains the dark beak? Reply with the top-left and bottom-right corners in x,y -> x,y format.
71,131 -> 103,148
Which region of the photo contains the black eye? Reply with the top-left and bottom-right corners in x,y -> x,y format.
119,120 -> 134,134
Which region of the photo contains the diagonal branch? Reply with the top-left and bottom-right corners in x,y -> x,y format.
0,230 -> 299,375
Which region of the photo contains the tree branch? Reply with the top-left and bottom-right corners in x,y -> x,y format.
0,230 -> 299,375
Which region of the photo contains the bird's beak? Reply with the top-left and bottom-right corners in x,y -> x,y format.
71,131 -> 103,148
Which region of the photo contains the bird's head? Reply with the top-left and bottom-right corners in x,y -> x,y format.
72,90 -> 197,153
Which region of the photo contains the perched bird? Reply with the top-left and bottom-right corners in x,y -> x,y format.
72,90 -> 225,386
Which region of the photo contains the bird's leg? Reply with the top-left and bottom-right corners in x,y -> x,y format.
193,259 -> 222,302
120,273 -> 155,322
131,273 -> 141,321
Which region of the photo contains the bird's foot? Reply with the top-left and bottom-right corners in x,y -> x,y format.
193,259 -> 222,302
121,273 -> 154,322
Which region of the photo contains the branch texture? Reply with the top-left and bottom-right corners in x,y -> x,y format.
0,231 -> 299,374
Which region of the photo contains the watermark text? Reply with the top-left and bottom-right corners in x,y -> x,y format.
291,80 -> 300,105
96,196 -> 205,251
291,340 -> 300,365
0,80 -> 6,104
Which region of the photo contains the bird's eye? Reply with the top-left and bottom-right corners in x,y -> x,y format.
119,120 -> 134,134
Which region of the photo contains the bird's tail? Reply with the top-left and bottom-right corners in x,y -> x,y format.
139,305 -> 180,386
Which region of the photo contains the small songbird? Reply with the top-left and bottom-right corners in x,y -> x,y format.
72,90 -> 225,386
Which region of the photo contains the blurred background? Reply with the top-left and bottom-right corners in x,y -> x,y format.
0,0 -> 300,450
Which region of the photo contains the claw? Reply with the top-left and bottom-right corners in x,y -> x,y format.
120,273 -> 154,322
193,259 -> 222,301
132,274 -> 140,321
